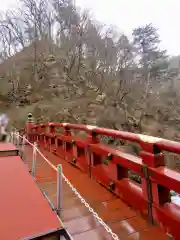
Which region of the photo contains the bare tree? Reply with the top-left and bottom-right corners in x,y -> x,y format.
0,1 -> 173,138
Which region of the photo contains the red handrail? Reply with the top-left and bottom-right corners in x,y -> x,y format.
24,121 -> 180,239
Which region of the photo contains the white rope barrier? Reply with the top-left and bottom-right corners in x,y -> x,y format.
12,132 -> 119,240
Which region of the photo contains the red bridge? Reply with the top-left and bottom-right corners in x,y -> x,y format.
1,119 -> 180,239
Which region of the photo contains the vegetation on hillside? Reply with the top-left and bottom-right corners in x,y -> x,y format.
0,0 -> 180,169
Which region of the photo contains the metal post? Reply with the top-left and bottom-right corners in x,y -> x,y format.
17,132 -> 20,148
15,131 -> 18,145
22,135 -> 25,151
11,132 -> 14,144
13,132 -> 15,145
21,135 -> 26,160
14,132 -> 16,144
13,130 -> 15,144
32,142 -> 37,178
57,164 -> 62,217
13,132 -> 15,144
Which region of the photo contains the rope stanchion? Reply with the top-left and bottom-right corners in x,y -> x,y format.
21,135 -> 25,160
32,142 -> 37,178
57,164 -> 62,217
10,132 -> 13,144
17,132 -> 20,148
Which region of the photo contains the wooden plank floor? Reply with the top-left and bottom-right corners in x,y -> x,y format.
24,145 -> 169,240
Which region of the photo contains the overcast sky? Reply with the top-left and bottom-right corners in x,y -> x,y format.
1,0 -> 180,56
76,0 -> 180,56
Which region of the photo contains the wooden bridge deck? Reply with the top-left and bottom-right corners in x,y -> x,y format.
24,145 -> 169,240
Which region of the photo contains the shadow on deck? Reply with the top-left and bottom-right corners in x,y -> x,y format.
24,145 -> 169,240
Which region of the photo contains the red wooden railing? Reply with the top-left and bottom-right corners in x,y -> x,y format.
23,122 -> 180,239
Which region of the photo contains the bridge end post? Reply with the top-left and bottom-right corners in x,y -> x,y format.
26,113 -> 35,143
139,137 -> 169,225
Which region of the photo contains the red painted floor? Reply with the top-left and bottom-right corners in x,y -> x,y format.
0,143 -> 16,151
24,145 -> 169,240
0,155 -> 62,240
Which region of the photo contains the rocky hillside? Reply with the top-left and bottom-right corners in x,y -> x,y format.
0,40 -> 103,126
0,0 -> 180,170
0,40 -> 180,171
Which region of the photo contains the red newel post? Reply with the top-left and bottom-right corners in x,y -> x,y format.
26,113 -> 35,142
86,126 -> 100,178
139,135 -> 170,224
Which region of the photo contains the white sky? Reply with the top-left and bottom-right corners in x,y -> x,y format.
1,0 -> 180,56
76,0 -> 180,56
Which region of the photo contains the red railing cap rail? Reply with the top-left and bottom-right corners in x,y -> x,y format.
31,122 -> 180,154
156,139 -> 180,155
25,121 -> 180,238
